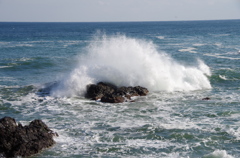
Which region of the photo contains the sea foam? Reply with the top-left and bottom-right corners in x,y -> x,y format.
51,34 -> 211,97
203,150 -> 234,158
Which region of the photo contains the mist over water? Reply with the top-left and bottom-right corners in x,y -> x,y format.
52,34 -> 212,97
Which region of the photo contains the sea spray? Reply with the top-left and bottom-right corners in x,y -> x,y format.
51,34 -> 212,97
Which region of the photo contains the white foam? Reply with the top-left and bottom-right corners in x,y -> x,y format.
0,77 -> 16,82
179,47 -> 197,53
193,43 -> 205,46
219,75 -> 227,80
156,36 -> 165,39
18,57 -> 33,62
0,66 -> 12,69
212,34 -> 230,37
214,43 -> 222,47
7,44 -> 33,48
204,53 -> 240,60
203,150 -> 234,158
51,34 -> 211,97
226,51 -> 240,55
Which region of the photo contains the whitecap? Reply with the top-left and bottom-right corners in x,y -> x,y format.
156,36 -> 165,39
203,150 -> 234,158
219,75 -> 227,80
193,43 -> 205,46
0,66 -> 12,69
214,43 -> 222,47
204,54 -> 240,60
179,47 -> 197,53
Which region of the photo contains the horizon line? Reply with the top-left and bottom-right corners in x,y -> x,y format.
0,18 -> 240,23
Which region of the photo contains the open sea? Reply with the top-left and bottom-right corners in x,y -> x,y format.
0,20 -> 240,158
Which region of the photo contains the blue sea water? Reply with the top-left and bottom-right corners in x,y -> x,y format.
0,20 -> 240,158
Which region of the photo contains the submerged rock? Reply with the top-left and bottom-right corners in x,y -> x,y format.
202,97 -> 211,100
85,82 -> 149,103
0,117 -> 57,158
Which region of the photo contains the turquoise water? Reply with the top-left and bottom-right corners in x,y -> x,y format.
0,20 -> 240,158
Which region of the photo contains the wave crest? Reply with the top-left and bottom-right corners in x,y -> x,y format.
51,34 -> 211,97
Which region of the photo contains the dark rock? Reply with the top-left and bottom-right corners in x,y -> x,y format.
133,86 -> 149,96
101,93 -> 125,103
202,97 -> 211,100
85,82 -> 117,100
117,86 -> 138,96
116,86 -> 148,97
85,82 -> 149,103
0,117 -> 57,158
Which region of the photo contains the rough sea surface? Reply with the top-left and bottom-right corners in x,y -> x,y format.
0,20 -> 239,158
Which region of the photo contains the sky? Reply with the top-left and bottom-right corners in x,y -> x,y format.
0,0 -> 240,22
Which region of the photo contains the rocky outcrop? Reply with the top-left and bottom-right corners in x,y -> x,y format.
85,82 -> 149,103
0,117 -> 57,158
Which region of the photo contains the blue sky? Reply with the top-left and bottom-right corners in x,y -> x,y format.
0,0 -> 240,22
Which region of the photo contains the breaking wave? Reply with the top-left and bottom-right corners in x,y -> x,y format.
51,34 -> 211,97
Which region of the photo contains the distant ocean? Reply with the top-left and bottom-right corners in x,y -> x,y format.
0,20 -> 239,158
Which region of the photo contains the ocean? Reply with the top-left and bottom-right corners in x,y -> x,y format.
0,20 -> 239,158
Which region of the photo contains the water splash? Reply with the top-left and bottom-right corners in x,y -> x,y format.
51,34 -> 211,97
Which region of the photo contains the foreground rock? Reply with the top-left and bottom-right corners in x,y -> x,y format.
85,82 -> 149,103
0,117 -> 57,158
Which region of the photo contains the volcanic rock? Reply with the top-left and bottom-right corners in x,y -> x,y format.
85,82 -> 149,103
0,117 -> 57,158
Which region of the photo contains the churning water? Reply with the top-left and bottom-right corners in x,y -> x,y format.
0,20 -> 239,157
